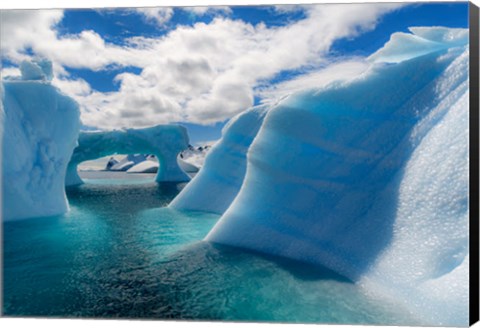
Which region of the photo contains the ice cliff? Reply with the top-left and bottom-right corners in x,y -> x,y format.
169,106 -> 268,214
66,126 -> 191,186
2,60 -> 80,221
170,27 -> 469,325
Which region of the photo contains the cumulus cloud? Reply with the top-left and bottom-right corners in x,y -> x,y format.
0,10 -> 63,62
1,4 -> 404,128
0,67 -> 21,79
53,76 -> 92,97
272,4 -> 310,13
0,10 -> 148,70
136,7 -> 174,26
183,6 -> 233,16
257,60 -> 371,103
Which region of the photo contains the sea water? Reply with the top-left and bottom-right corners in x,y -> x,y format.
3,173 -> 420,324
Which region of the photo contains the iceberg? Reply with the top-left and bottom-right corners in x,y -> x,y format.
19,59 -> 54,81
369,26 -> 468,63
167,27 -> 469,326
179,143 -> 214,168
177,157 -> 199,173
65,125 -> 191,186
127,160 -> 159,173
109,154 -> 148,171
105,156 -> 119,170
2,60 -> 80,221
110,160 -> 135,171
169,105 -> 268,214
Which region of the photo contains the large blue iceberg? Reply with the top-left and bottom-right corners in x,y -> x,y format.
66,126 -> 191,186
171,27 -> 469,326
2,60 -> 80,221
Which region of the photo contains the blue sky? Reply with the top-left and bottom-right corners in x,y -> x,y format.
0,2 -> 469,143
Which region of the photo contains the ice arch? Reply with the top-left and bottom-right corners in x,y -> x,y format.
66,125 -> 191,186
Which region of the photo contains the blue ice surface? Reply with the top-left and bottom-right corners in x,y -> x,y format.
189,27 -> 468,326
170,105 -> 268,214
2,60 -> 80,221
208,47 -> 458,277
3,177 -> 419,324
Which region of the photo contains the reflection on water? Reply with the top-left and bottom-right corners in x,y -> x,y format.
79,170 -> 158,184
3,176 -> 419,324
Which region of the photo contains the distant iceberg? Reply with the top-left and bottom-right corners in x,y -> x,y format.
105,156 -> 119,170
109,154 -> 148,171
2,60 -> 80,221
177,157 -> 199,173
66,126 -> 191,186
127,159 -> 158,174
123,156 -> 196,175
179,143 -> 214,168
169,27 -> 469,326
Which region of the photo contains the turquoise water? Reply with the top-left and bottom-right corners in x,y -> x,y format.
3,174 -> 419,324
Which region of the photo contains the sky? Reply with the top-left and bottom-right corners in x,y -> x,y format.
0,2 -> 469,144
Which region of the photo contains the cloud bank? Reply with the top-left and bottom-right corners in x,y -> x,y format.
1,4 -> 403,129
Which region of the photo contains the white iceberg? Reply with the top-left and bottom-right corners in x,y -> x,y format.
2,60 -> 80,221
105,156 -> 119,170
179,143 -> 214,168
177,157 -> 199,173
66,126 -> 191,186
125,155 -> 196,174
168,27 -> 468,326
110,160 -> 135,171
109,154 -> 147,171
126,160 -> 159,173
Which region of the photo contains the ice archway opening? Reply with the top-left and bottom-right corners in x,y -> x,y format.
65,125 -> 191,186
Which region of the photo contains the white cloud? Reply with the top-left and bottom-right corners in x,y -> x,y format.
136,7 -> 174,26
183,6 -> 232,16
52,76 -> 92,97
272,4 -> 309,13
0,10 -> 63,62
256,59 -> 371,103
1,3 -> 405,128
0,67 -> 21,78
0,10 -> 148,70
